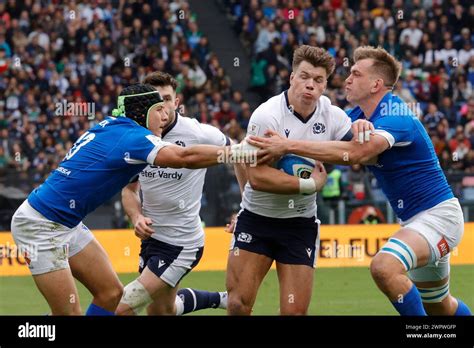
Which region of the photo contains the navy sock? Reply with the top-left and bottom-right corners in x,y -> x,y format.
85,303 -> 115,316
454,298 -> 472,316
177,288 -> 221,314
391,285 -> 427,316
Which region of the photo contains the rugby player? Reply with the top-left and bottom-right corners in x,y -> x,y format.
248,46 -> 471,316
116,73 -> 247,315
226,45 -> 372,315
10,83 -> 254,315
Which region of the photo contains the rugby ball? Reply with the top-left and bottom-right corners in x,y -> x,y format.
276,155 -> 315,179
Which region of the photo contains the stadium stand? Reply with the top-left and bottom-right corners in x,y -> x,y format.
1,0 -> 473,229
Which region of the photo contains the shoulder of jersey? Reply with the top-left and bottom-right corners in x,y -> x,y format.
181,115 -> 200,127
252,93 -> 284,116
327,102 -> 348,117
318,95 -> 334,115
177,115 -> 208,133
319,95 -> 332,107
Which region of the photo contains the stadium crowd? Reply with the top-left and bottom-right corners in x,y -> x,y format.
0,0 -> 250,190
0,0 -> 473,214
225,0 -> 474,172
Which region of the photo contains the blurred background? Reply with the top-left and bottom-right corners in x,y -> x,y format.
0,0 -> 473,230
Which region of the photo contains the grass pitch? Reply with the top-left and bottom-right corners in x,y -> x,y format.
1,265 -> 473,315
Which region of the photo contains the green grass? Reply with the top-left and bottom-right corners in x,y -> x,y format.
1,265 -> 473,315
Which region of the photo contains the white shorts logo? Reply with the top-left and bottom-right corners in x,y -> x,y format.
138,256 -> 144,269
237,232 -> 252,243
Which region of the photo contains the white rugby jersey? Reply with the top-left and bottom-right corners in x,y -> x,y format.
241,91 -> 351,218
139,113 -> 228,247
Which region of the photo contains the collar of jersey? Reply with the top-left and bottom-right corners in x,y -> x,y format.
346,107 -> 365,122
161,111 -> 179,138
284,90 -> 317,124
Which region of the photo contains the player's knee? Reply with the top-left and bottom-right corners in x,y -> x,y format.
370,254 -> 395,285
118,279 -> 153,315
227,294 -> 252,315
378,237 -> 418,273
109,285 -> 124,306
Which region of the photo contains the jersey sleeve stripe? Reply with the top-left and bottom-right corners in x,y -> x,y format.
374,129 -> 395,148
146,141 -> 172,165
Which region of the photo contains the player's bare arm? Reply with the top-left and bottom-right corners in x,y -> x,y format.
154,144 -> 225,168
234,163 -> 248,194
121,181 -> 154,240
224,141 -> 249,233
154,139 -> 266,169
249,129 -> 388,166
229,140 -> 249,194
246,161 -> 327,194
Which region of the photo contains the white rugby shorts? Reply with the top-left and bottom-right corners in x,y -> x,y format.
401,198 -> 464,282
11,200 -> 94,275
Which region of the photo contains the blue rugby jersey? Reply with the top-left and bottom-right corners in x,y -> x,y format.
347,93 -> 453,221
28,117 -> 170,228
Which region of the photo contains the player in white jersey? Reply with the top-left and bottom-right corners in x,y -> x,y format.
226,46 -> 372,315
116,73 -> 247,315
248,46 -> 471,316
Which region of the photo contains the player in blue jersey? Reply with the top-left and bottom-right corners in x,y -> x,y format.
10,83 -> 253,315
248,46 -> 471,316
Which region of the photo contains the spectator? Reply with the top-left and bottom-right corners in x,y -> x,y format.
439,96 -> 459,128
449,129 -> 471,161
2,0 -> 250,198
423,103 -> 447,132
0,146 -> 8,171
254,19 -> 280,54
237,101 -> 252,130
213,101 -> 236,128
399,19 -> 423,50
459,41 -> 474,67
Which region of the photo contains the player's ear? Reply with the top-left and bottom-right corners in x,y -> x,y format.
371,78 -> 383,94
174,96 -> 180,108
289,72 -> 294,83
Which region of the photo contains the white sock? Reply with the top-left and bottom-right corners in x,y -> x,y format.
218,291 -> 228,309
174,295 -> 184,316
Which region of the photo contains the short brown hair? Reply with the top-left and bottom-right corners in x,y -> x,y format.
353,46 -> 402,88
143,72 -> 178,91
292,45 -> 335,76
